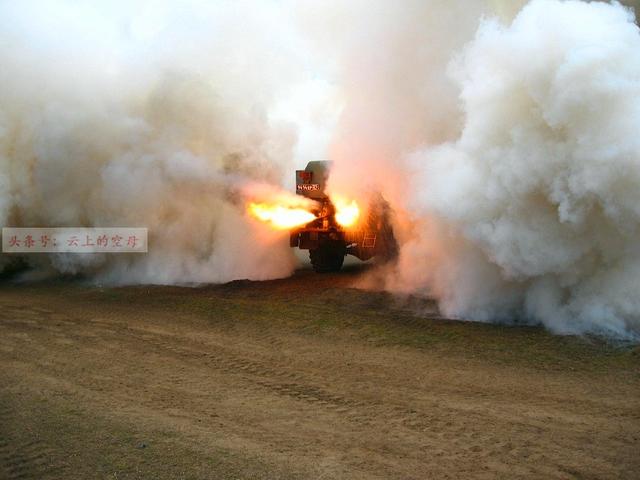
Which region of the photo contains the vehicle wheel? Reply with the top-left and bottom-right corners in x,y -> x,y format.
309,242 -> 345,273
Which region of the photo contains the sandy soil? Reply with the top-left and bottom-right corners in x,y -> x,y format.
0,267 -> 638,479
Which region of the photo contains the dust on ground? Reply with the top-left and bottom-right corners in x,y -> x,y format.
1,266 -> 638,479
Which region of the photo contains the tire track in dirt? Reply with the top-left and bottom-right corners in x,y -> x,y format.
0,439 -> 65,480
0,397 -> 67,480
2,310 -> 630,464
107,325 -> 593,477
3,314 -> 426,477
120,326 -> 373,413
104,327 -> 640,477
1,296 -> 638,479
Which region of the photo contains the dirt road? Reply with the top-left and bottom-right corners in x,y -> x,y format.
0,267 -> 638,479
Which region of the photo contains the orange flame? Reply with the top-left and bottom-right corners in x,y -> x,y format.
333,196 -> 360,228
248,202 -> 316,230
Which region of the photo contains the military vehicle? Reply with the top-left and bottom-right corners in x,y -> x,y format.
290,161 -> 398,272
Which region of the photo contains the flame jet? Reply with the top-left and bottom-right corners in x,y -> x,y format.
248,203 -> 316,230
289,161 -> 398,272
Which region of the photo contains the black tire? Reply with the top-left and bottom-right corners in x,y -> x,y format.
309,242 -> 345,273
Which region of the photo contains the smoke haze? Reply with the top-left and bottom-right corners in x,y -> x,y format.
1,0 -> 639,338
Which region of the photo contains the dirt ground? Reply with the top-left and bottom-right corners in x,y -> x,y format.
0,266 -> 638,479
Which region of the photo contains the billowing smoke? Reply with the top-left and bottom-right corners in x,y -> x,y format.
2,0 -> 639,339
311,0 -> 500,206
0,0 -> 325,283
384,0 -> 640,339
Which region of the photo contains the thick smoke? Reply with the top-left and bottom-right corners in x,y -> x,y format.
388,0 -> 640,339
2,0 -> 639,338
0,0 -> 320,283
310,0 -> 500,206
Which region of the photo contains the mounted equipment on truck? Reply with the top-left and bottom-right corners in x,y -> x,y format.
290,161 -> 397,272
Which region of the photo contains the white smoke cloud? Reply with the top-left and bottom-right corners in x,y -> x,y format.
390,0 -> 640,339
2,0 -> 639,339
312,0 -> 496,206
0,0 -> 327,283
